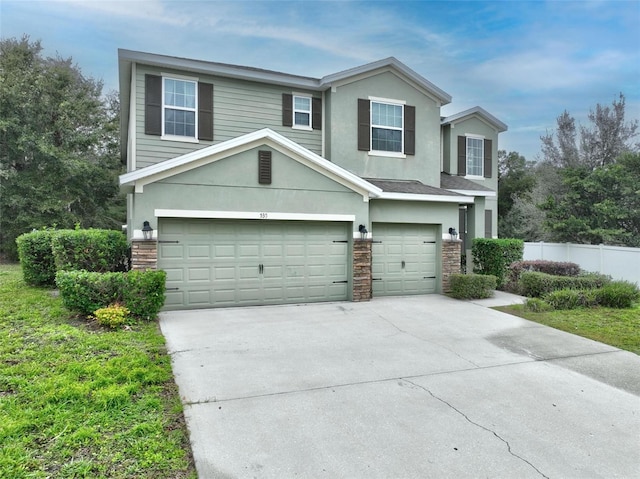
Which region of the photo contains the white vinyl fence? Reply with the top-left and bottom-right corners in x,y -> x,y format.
523,242 -> 640,285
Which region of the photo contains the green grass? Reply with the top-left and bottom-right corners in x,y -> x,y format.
495,302 -> 640,355
0,264 -> 196,478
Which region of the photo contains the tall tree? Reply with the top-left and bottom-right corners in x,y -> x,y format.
0,36 -> 124,259
497,150 -> 537,238
542,153 -> 640,247
540,94 -> 638,169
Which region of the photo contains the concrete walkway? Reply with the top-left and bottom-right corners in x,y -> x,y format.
160,295 -> 640,479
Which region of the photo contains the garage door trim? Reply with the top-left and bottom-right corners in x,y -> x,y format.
155,208 -> 355,222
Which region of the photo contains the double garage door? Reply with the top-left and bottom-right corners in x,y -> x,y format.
372,223 -> 437,296
159,219 -> 349,309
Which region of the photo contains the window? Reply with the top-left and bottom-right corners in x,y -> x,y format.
163,78 -> 197,138
145,74 -> 213,141
457,136 -> 492,178
293,95 -> 311,128
466,137 -> 484,176
357,98 -> 415,155
371,101 -> 403,153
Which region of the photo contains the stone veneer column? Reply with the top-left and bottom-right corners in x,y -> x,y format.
130,240 -> 158,271
352,239 -> 372,302
442,239 -> 462,293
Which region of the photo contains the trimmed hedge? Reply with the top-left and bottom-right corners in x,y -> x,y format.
52,229 -> 129,273
508,260 -> 580,291
449,273 -> 497,299
15,229 -> 66,286
472,238 -> 523,288
520,271 -> 611,298
56,270 -> 166,320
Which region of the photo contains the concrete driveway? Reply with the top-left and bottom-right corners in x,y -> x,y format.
159,295 -> 640,479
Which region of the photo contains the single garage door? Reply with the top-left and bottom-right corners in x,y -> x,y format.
158,219 -> 349,309
372,223 -> 437,296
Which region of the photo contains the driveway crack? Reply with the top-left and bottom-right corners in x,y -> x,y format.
403,379 -> 550,479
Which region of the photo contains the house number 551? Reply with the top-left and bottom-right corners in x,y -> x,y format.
259,212 -> 268,219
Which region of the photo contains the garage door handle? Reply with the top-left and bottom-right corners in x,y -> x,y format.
401,260 -> 405,268
258,264 -> 264,274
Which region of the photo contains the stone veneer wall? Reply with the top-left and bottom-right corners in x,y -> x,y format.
353,239 -> 372,301
442,239 -> 462,293
131,240 -> 157,271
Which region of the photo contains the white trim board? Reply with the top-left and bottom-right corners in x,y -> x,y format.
154,209 -> 356,222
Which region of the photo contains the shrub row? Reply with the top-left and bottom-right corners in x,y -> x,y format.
508,260 -> 580,285
525,281 -> 639,310
519,271 -> 611,298
56,270 -> 166,320
472,238 -> 523,288
449,273 -> 497,299
16,229 -> 129,286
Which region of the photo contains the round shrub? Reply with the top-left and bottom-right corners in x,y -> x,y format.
93,304 -> 131,329
51,229 -> 129,273
596,281 -> 639,308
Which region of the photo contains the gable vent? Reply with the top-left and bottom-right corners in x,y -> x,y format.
258,150 -> 272,184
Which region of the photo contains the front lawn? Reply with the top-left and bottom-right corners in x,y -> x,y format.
0,264 -> 196,478
495,303 -> 640,355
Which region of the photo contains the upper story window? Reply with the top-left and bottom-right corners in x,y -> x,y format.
163,78 -> 197,138
144,74 -> 213,142
456,135 -> 492,178
293,95 -> 312,128
282,93 -> 321,130
371,101 -> 403,153
357,98 -> 415,156
466,136 -> 484,177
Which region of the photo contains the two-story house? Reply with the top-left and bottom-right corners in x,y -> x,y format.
118,49 -> 507,310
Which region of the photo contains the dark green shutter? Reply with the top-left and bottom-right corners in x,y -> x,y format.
457,136 -> 466,176
484,139 -> 492,178
198,83 -> 213,141
312,97 -> 322,130
358,99 -> 370,151
145,74 -> 162,136
404,105 -> 415,155
282,94 -> 293,127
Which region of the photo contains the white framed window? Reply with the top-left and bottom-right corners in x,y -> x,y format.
466,136 -> 484,177
163,77 -> 197,139
371,100 -> 403,153
293,95 -> 312,129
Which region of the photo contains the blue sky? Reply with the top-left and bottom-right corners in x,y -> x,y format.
2,0 -> 639,160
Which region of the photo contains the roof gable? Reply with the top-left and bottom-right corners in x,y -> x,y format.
441,106 -> 507,132
119,128 -> 382,200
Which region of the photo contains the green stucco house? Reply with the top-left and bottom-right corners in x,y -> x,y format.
118,50 -> 507,309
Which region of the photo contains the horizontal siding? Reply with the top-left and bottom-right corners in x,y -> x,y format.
134,65 -> 322,170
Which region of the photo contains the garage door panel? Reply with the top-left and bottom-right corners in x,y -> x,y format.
372,223 -> 437,296
188,268 -> 210,282
158,219 -> 349,309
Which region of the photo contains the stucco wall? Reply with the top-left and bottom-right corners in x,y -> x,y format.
325,70 -> 442,187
